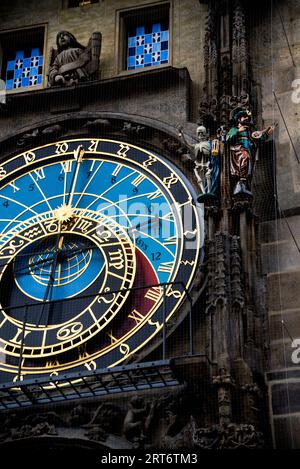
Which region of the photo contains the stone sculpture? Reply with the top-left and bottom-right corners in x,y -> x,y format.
226,107 -> 275,196
48,30 -> 101,87
178,125 -> 220,200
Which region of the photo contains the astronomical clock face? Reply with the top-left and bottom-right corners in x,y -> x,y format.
0,138 -> 203,383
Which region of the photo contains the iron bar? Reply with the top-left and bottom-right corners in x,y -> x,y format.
180,282 -> 194,356
37,383 -> 52,401
17,304 -> 28,380
162,285 -> 167,360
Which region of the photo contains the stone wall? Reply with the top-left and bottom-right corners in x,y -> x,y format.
249,0 -> 300,449
249,0 -> 300,213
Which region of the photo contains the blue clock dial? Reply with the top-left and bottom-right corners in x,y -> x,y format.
0,139 -> 203,382
0,158 -> 177,285
14,234 -> 106,302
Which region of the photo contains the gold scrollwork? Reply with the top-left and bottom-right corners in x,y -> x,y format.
108,249 -> 125,270
0,166 -> 7,180
48,370 -> 59,388
119,343 -> 130,355
56,322 -> 83,341
23,151 -> 36,165
55,142 -> 69,155
95,226 -> 111,243
98,287 -> 116,304
45,220 -> 59,233
0,238 -> 25,256
84,360 -> 97,371
166,288 -> 182,299
163,173 -> 179,189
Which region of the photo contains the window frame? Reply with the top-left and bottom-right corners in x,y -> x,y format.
0,24 -> 47,95
116,1 -> 172,76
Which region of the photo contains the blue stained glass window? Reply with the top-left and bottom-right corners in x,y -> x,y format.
6,80 -> 13,90
5,48 -> 43,90
136,26 -> 145,36
127,22 -> 169,70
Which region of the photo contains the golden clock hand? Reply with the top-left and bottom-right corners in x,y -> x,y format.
66,145 -> 85,208
12,243 -> 99,275
126,216 -> 160,234
56,235 -> 64,286
36,226 -> 64,326
57,262 -> 62,286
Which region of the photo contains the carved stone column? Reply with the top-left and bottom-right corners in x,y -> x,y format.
206,232 -> 245,367
232,0 -> 249,97
213,369 -> 235,425
199,0 -> 267,439
241,383 -> 262,428
199,0 -> 251,131
199,0 -> 219,132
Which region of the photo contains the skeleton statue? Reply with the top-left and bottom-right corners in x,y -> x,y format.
48,30 -> 102,87
193,126 -> 213,194
178,125 -> 220,199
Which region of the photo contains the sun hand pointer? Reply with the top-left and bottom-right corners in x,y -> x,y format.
66,145 -> 85,208
54,145 -> 85,224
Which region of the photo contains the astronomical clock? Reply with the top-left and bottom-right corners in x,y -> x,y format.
0,138 -> 203,383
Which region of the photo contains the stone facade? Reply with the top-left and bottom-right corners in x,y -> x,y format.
0,0 -> 299,450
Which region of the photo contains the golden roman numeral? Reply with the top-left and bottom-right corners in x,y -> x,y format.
33,168 -> 46,180
9,181 -> 20,193
60,161 -> 73,173
46,359 -> 59,368
143,156 -> 157,168
23,151 -> 36,164
145,287 -> 162,303
88,140 -> 99,152
128,309 -> 144,325
158,262 -> 174,273
132,174 -> 146,187
164,236 -> 177,245
112,164 -> 122,176
148,189 -> 162,200
56,142 -> 69,154
12,328 -> 31,344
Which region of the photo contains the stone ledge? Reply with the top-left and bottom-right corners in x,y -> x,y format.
1,66 -> 191,116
